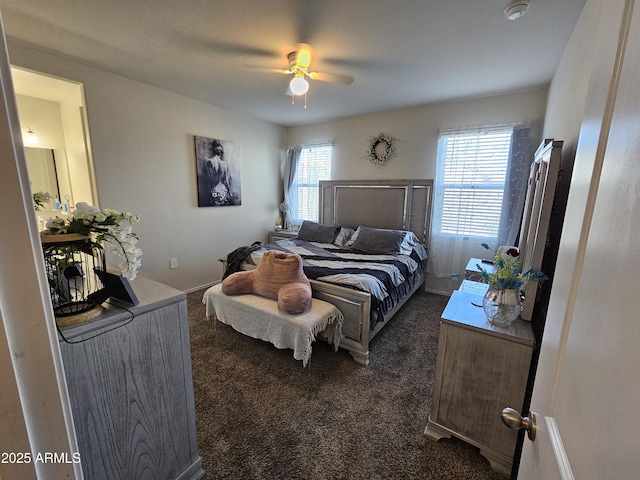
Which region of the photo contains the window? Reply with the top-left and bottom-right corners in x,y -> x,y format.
436,128 -> 513,238
294,144 -> 332,221
428,124 -> 530,279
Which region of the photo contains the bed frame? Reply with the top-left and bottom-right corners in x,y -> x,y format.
310,179 -> 433,365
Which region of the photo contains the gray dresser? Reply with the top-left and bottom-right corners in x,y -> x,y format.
58,276 -> 204,480
425,287 -> 535,477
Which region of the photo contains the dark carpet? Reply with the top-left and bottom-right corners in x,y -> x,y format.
186,288 -> 507,480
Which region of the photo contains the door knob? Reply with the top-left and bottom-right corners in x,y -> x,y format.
501,407 -> 537,441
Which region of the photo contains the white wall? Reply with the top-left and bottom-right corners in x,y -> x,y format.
7,41 -> 287,291
16,94 -> 66,147
533,0 -> 605,408
288,88 -> 548,293
9,37 -> 548,295
288,89 -> 547,180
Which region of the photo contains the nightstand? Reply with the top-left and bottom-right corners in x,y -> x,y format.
425,281 -> 534,477
269,230 -> 298,243
465,257 -> 496,279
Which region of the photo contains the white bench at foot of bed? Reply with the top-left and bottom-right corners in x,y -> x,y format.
202,283 -> 344,367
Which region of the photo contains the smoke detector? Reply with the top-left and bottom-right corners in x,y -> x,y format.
504,1 -> 530,20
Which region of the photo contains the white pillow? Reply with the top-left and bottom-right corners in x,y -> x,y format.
399,231 -> 421,255
334,227 -> 355,246
345,226 -> 361,246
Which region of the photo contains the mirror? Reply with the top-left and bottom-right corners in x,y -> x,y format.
12,66 -> 96,225
517,139 -> 562,320
25,147 -> 74,210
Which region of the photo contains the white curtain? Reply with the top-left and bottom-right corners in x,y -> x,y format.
283,146 -> 301,223
428,125 -> 531,279
497,126 -> 531,246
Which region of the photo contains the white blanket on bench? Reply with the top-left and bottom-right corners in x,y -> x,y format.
203,283 -> 344,367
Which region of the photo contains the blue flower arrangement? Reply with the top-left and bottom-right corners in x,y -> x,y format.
476,243 -> 547,290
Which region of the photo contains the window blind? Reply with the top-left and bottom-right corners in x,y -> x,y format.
295,144 -> 332,221
438,129 -> 512,237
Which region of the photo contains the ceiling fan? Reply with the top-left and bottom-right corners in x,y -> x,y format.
248,44 -> 354,100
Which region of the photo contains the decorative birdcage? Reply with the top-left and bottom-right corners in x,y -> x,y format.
41,233 -> 108,317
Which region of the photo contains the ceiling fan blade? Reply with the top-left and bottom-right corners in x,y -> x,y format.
244,65 -> 293,75
308,71 -> 354,86
177,34 -> 279,59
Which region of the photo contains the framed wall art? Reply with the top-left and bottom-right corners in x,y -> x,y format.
194,135 -> 242,207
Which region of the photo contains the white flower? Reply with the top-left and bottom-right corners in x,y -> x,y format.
43,203 -> 142,279
33,191 -> 52,210
75,201 -> 100,213
46,217 -> 67,233
74,202 -> 101,220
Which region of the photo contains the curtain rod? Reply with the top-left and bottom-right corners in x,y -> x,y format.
289,141 -> 334,148
439,121 -> 531,136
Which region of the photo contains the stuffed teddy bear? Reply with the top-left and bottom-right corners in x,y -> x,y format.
221,250 -> 312,314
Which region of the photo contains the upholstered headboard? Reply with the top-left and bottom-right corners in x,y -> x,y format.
318,179 -> 433,246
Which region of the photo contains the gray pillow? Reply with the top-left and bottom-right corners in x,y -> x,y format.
350,226 -> 406,254
297,221 -> 340,243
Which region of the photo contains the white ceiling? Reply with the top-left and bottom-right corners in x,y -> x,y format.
0,0 -> 586,127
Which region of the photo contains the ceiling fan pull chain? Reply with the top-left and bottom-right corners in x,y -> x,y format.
304,93 -> 307,109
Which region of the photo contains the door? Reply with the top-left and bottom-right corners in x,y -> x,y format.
518,0 -> 640,478
518,414 -> 572,479
0,10 -> 81,480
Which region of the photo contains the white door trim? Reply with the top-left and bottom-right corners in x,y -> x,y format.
545,416 -> 575,480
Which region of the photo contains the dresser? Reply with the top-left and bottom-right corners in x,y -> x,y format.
425,284 -> 535,476
58,276 -> 204,480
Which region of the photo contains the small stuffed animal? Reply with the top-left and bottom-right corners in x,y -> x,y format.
221,250 -> 312,314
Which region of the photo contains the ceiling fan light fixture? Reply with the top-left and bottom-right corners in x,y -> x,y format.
289,75 -> 309,96
504,1 -> 529,20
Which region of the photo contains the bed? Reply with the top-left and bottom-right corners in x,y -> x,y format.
223,179 -> 433,365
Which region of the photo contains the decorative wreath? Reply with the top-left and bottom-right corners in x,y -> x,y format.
364,133 -> 397,166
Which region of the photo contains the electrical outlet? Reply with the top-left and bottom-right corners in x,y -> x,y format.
170,257 -> 178,269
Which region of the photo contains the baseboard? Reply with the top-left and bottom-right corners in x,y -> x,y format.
424,286 -> 452,297
185,281 -> 219,294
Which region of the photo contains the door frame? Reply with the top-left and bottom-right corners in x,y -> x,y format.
0,10 -> 81,480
